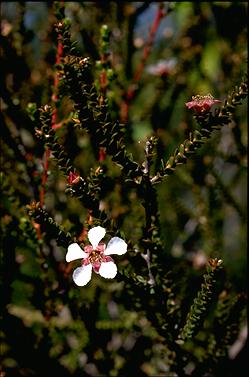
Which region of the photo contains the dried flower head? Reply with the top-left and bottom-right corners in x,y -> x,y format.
185,94 -> 221,114
66,226 -> 127,286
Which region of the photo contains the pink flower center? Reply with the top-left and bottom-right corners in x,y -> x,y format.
82,242 -> 113,273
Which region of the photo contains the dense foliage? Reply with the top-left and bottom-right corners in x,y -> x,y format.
1,2 -> 248,377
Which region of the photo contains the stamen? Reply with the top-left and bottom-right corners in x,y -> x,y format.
192,94 -> 214,102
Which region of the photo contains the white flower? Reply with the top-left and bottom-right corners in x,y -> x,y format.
66,226 -> 127,286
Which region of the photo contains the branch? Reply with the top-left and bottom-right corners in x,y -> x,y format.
141,137 -> 163,285
151,76 -> 248,184
26,201 -> 72,248
61,55 -> 143,179
178,258 -> 223,343
37,105 -> 101,218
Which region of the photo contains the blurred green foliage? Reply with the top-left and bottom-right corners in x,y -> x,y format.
1,2 -> 247,377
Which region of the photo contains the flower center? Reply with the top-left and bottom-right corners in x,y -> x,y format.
89,250 -> 103,264
83,242 -> 112,272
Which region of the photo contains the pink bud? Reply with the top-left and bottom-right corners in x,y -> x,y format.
68,171 -> 80,185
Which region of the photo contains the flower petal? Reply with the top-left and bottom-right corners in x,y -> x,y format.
72,264 -> 92,286
105,237 -> 127,256
99,261 -> 117,279
88,226 -> 106,248
66,243 -> 88,262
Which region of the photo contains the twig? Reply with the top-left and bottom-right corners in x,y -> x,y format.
39,19 -> 64,208
121,4 -> 166,123
141,138 -> 158,286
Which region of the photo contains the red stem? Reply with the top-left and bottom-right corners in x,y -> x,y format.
133,7 -> 164,83
121,5 -> 165,123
